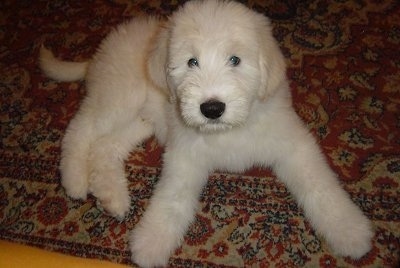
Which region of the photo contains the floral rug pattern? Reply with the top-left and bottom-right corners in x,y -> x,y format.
1,0 -> 399,267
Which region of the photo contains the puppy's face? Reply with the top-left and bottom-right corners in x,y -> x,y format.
165,0 -> 285,132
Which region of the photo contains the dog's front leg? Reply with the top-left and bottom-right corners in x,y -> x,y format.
270,117 -> 374,259
130,149 -> 209,267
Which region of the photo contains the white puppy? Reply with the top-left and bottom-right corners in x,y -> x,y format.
40,0 -> 373,267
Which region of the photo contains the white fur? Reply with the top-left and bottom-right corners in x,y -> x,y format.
40,0 -> 373,267
39,46 -> 88,81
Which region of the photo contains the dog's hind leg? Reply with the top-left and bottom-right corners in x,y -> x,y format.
87,118 -> 153,219
60,112 -> 95,200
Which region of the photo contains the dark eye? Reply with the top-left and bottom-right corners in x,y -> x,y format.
229,56 -> 240,66
188,58 -> 199,68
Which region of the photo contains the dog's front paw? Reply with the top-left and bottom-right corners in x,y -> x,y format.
130,221 -> 182,267
60,164 -> 89,200
326,213 -> 374,259
95,188 -> 131,220
88,168 -> 131,219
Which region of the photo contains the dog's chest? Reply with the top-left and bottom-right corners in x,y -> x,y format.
200,128 -> 266,171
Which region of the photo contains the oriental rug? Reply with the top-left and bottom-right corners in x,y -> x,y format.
1,0 -> 399,267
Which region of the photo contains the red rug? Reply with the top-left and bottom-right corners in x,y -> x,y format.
1,0 -> 399,267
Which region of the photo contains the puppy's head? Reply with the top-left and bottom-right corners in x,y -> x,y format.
150,0 -> 286,132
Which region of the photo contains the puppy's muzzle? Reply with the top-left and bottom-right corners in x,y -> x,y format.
200,100 -> 225,119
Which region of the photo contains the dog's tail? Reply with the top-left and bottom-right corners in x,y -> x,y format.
39,45 -> 89,82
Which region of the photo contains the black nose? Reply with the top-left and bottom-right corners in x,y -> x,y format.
200,100 -> 225,119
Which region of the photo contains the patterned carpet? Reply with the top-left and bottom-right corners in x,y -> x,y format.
1,0 -> 399,267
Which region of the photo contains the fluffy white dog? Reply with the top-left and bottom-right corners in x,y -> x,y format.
40,0 -> 373,266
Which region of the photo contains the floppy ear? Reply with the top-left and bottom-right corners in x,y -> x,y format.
146,21 -> 170,96
258,18 -> 286,100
